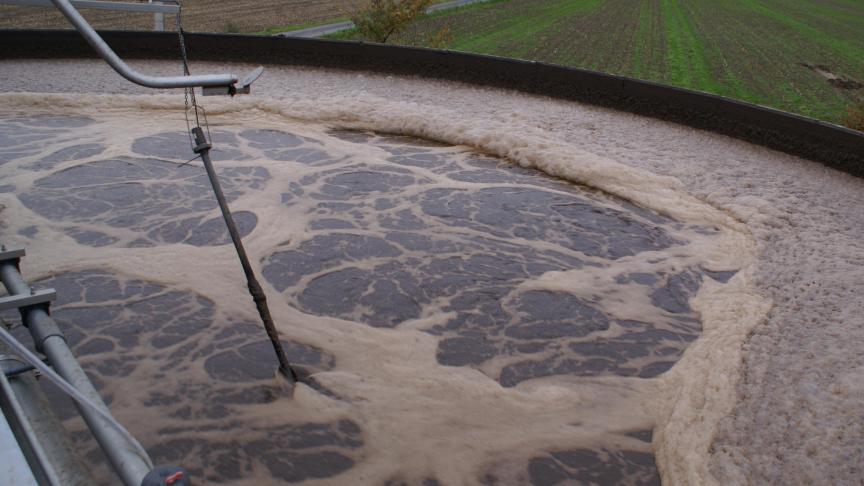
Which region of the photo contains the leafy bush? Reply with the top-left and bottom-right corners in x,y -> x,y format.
350,0 -> 432,43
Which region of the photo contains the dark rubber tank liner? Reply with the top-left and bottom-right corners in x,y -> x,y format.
2,29 -> 862,176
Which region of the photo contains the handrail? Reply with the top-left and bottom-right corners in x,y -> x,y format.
0,327 -> 154,484
0,248 -> 154,486
47,0 -> 239,89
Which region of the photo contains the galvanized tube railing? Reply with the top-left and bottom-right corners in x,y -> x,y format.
0,353 -> 96,485
47,0 -> 238,89
0,260 -> 153,486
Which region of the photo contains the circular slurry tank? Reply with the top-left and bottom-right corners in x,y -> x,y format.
1,43 -> 863,485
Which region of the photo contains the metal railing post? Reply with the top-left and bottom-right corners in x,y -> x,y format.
149,0 -> 164,31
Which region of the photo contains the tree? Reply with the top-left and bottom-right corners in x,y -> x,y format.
350,0 -> 433,44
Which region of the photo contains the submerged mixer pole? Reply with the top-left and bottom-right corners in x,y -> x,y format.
37,0 -> 294,387
191,127 -> 299,388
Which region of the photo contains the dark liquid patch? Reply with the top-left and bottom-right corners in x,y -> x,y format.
132,130 -> 250,162
148,419 -> 362,483
28,143 -> 105,171
264,131 -> 710,388
30,269 -> 360,483
19,157 -> 267,247
526,448 -> 661,486
0,118 -> 737,484
239,129 -> 338,165
0,115 -> 94,165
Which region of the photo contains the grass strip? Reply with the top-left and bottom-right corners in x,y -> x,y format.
739,0 -> 863,65
659,0 -> 719,93
450,0 -> 601,55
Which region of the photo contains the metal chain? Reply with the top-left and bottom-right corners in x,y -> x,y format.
168,4 -> 298,387
172,1 -> 202,135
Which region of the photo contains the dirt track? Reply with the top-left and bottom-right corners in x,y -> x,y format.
0,0 -> 363,33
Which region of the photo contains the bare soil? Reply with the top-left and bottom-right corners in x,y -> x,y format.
0,0 -> 364,33
800,63 -> 864,90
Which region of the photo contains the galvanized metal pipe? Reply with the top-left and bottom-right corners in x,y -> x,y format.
0,354 -> 95,486
48,0 -> 237,89
0,356 -> 61,485
0,261 -> 153,486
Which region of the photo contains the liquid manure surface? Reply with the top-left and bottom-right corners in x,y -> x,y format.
0,110 -> 744,485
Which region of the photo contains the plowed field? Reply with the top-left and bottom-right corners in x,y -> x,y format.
336,0 -> 864,124
0,0 -> 363,33
2,0 -> 862,123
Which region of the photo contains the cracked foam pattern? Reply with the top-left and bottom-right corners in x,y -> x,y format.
484,443 -> 660,486
33,269 -> 359,484
263,130 -> 725,388
0,117 -> 285,248
0,109 -> 744,485
481,428 -> 659,485
19,157 -> 265,247
2,61 -> 862,484
0,115 -> 96,167
131,130 -> 251,162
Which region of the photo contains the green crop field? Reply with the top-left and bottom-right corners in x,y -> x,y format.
330,0 -> 864,125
